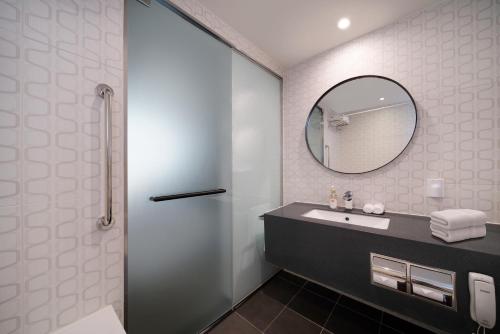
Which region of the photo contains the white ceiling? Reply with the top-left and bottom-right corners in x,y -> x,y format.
197,0 -> 436,69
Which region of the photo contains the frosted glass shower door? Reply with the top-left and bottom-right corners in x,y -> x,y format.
232,52 -> 282,304
127,0 -> 232,333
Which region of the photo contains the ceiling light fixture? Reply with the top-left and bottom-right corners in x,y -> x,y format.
337,17 -> 351,30
379,97 -> 385,101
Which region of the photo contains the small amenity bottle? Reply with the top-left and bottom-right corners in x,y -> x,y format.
329,186 -> 338,209
343,191 -> 353,211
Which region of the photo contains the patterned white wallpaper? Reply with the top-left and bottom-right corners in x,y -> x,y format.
283,0 -> 500,224
0,1 -> 124,333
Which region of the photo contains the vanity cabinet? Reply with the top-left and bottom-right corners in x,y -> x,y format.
264,202 -> 500,334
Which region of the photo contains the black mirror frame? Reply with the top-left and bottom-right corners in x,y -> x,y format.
305,75 -> 418,174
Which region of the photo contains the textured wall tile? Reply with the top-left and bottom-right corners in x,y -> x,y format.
0,206 -> 22,334
283,0 -> 500,224
8,0 -> 124,69
0,0 -> 124,332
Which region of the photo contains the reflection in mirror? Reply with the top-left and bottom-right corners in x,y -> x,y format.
306,106 -> 324,163
306,76 -> 417,174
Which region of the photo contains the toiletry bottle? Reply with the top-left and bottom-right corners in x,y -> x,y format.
343,191 -> 353,211
345,198 -> 353,210
329,186 -> 338,209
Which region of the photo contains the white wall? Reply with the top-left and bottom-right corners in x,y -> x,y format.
0,1 -> 124,333
284,0 -> 500,223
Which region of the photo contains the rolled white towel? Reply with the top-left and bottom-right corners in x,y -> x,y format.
430,209 -> 487,230
363,203 -> 374,214
373,203 -> 385,215
430,223 -> 486,243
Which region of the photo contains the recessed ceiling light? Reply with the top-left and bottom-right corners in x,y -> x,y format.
379,97 -> 385,101
337,17 -> 351,30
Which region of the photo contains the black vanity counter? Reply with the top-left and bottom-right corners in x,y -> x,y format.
265,202 -> 500,256
264,202 -> 500,334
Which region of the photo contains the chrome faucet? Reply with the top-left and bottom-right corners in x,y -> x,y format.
343,191 -> 353,211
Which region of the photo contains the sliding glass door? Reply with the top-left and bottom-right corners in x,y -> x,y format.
127,0 -> 232,332
232,52 -> 282,303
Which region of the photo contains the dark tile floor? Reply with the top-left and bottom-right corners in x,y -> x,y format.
209,271 -> 434,334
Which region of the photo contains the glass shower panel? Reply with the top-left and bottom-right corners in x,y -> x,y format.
232,52 -> 282,304
127,0 -> 232,333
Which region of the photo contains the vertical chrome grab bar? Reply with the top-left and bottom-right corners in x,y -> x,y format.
96,83 -> 115,230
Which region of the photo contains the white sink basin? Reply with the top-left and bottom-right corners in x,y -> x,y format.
302,209 -> 390,230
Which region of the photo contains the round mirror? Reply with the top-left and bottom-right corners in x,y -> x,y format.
305,75 -> 417,174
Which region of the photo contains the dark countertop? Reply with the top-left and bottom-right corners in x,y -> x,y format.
265,202 -> 500,257
264,202 -> 500,333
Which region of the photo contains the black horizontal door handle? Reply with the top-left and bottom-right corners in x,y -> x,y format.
149,188 -> 226,202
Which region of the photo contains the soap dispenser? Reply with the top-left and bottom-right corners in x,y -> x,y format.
329,186 -> 338,209
343,191 -> 353,211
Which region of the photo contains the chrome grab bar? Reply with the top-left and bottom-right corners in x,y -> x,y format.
96,83 -> 115,230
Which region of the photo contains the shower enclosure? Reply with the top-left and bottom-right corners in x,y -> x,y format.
127,0 -> 281,332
